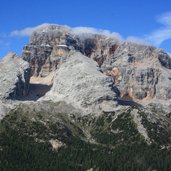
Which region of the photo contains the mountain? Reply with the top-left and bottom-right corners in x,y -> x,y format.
0,25 -> 171,171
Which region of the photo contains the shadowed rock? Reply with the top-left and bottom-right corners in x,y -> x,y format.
0,52 -> 31,99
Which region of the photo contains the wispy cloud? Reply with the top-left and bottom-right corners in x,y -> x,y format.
157,12 -> 171,26
10,23 -> 50,36
146,12 -> 171,46
10,23 -> 123,41
11,23 -> 158,46
71,26 -> 123,40
7,11 -> 171,50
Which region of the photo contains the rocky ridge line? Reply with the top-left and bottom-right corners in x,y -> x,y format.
22,25 -> 171,106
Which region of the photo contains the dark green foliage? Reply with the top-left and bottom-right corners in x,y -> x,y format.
0,106 -> 171,171
139,111 -> 171,145
0,126 -> 171,171
90,111 -> 142,145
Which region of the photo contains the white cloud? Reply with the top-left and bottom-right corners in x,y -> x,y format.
71,26 -> 123,40
7,12 -> 171,52
157,12 -> 171,26
10,23 -> 123,41
146,12 -> 171,46
10,23 -> 50,36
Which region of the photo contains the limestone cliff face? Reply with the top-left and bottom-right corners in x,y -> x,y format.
0,52 -> 31,99
22,25 -> 119,77
1,25 -> 171,171
102,42 -> 171,101
22,25 -> 171,104
43,52 -> 118,115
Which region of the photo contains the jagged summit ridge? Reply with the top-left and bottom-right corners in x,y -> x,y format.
0,24 -> 171,111
22,24 -> 171,106
22,25 -> 119,77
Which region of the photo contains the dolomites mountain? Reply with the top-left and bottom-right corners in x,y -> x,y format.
0,24 -> 171,171
0,24 -> 171,118
22,25 -> 119,77
22,25 -> 171,106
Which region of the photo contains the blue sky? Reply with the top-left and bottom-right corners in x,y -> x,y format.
0,0 -> 171,58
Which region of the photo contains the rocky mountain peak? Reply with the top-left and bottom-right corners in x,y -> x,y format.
0,52 -> 31,99
21,24 -> 171,107
0,24 -> 171,170
22,25 -> 119,77
1,24 -> 171,110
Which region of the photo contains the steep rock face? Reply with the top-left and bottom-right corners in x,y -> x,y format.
0,52 -> 31,99
22,25 -> 119,77
1,25 -> 171,171
43,52 -> 118,115
158,51 -> 171,69
22,44 -> 53,77
22,25 -> 171,104
101,42 -> 171,101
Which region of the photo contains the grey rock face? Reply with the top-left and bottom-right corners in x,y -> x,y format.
158,50 -> 171,69
0,52 -> 31,99
0,100 -> 17,120
22,25 -> 119,77
22,44 -> 53,77
101,42 -> 171,101
43,52 -> 118,115
22,25 -> 171,105
22,26 -> 70,77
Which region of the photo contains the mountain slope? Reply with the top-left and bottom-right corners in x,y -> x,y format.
0,101 -> 171,171
0,24 -> 171,171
